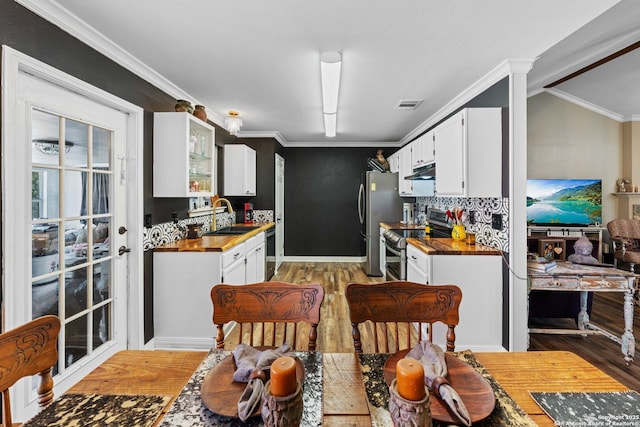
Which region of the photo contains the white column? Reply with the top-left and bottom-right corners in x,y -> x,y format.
508,60 -> 534,351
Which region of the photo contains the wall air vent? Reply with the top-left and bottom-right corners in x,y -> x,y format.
395,99 -> 423,110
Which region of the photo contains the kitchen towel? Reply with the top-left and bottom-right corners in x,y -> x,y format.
232,343 -> 292,421
406,340 -> 472,426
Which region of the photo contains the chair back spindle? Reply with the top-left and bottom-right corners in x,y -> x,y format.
346,281 -> 462,353
211,282 -> 324,351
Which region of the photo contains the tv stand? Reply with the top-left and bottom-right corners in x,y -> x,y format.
527,226 -> 605,262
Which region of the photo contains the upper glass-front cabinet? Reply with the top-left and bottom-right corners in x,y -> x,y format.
153,112 -> 215,197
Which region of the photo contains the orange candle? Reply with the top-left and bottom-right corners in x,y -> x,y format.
396,358 -> 426,401
270,356 -> 298,397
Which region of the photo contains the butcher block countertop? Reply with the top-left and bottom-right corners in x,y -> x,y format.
379,222 -> 425,230
154,222 -> 274,252
407,237 -> 502,256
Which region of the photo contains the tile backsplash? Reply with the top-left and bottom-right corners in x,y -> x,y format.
416,196 -> 509,252
143,209 -> 274,251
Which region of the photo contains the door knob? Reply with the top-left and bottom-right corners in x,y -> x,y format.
118,226 -> 128,235
118,246 -> 131,256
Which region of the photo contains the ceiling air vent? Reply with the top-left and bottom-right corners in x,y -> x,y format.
395,99 -> 423,110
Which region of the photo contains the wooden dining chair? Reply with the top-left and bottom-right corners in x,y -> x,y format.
345,281 -> 462,353
0,315 -> 61,426
211,281 -> 324,351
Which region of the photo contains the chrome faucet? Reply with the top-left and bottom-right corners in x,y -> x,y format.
212,197 -> 234,231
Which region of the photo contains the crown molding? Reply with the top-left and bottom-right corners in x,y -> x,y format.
15,0 -> 230,129
545,88 -> 625,122
282,140 -> 399,148
401,59 -> 535,145
238,131 -> 398,148
237,130 -> 286,145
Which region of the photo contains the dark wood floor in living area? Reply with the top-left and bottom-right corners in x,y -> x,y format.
272,262 -> 640,391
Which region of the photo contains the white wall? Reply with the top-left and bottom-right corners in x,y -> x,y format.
527,92 -> 623,224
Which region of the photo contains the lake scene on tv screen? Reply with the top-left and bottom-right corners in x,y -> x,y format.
527,179 -> 602,226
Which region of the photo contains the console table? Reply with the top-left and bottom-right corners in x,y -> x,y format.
528,261 -> 636,364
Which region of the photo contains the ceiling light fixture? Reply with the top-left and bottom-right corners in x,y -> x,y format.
33,139 -> 74,155
320,52 -> 342,137
225,111 -> 242,136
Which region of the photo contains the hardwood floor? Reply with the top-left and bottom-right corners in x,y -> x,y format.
269,262 -> 640,391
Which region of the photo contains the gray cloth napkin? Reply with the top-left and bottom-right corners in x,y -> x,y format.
232,343 -> 291,421
406,341 -> 472,426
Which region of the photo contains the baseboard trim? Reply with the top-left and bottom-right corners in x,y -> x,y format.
153,336 -> 214,351
282,256 -> 366,263
460,344 -> 507,353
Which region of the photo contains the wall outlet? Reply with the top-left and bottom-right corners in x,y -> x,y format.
468,210 -> 476,225
172,212 -> 178,223
144,214 -> 152,228
492,213 -> 502,230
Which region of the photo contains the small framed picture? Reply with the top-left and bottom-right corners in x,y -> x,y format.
538,239 -> 566,261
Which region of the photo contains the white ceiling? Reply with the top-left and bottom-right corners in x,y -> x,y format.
23,0 -> 640,146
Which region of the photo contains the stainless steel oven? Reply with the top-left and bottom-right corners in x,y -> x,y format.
382,208 -> 453,280
383,233 -> 406,280
383,229 -> 425,280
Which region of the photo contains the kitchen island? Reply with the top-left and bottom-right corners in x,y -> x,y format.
153,222 -> 274,349
406,237 -> 504,352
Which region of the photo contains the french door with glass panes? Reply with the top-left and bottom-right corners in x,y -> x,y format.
5,69 -> 130,421
31,108 -> 119,365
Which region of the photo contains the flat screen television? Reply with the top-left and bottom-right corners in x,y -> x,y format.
527,179 -> 602,226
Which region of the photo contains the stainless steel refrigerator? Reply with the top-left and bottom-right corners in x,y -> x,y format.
358,171 -> 403,276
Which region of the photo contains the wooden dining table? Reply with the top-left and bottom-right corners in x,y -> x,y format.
66,349 -> 630,426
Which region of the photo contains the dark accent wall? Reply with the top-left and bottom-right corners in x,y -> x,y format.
0,1 -> 217,342
283,147 -> 379,256
0,2 -> 384,342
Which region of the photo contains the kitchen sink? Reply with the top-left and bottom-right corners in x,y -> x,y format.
205,225 -> 262,236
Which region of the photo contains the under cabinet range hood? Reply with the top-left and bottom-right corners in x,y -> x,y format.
404,163 -> 435,180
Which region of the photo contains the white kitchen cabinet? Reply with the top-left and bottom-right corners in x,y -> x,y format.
222,242 -> 246,284
398,145 -> 413,196
255,240 -> 265,281
153,112 -> 216,197
406,244 -> 429,283
434,108 -> 502,197
398,144 -> 435,198
388,151 -> 399,173
224,144 -> 256,196
411,130 -> 435,169
245,232 -> 266,283
407,243 -> 503,352
154,238 -> 253,348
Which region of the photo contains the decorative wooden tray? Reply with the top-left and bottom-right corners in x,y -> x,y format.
383,349 -> 495,424
200,353 -> 304,418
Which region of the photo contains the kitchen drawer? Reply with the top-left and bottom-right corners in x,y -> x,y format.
244,232 -> 265,252
407,244 -> 429,278
529,274 -> 629,291
245,235 -> 258,251
222,243 -> 245,269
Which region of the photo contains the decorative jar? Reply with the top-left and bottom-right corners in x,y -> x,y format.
451,225 -> 466,241
175,99 -> 193,114
194,105 -> 208,122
